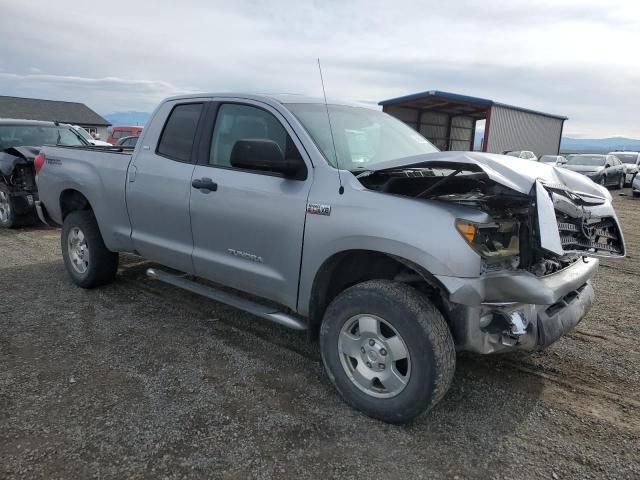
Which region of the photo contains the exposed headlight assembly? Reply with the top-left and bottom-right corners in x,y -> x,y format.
456,219 -> 520,258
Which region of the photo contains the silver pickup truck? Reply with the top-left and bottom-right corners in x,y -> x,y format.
35,94 -> 625,423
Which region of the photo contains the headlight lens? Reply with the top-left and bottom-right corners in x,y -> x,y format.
456,219 -> 520,258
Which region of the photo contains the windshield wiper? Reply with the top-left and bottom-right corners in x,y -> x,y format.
353,167 -> 374,178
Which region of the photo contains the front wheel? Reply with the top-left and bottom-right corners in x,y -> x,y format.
319,280 -> 456,424
617,175 -> 624,190
61,210 -> 118,288
0,184 -> 16,228
0,184 -> 35,228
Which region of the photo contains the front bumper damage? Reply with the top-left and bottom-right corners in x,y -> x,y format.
9,189 -> 38,217
437,178 -> 616,354
358,154 -> 623,354
437,258 -> 598,353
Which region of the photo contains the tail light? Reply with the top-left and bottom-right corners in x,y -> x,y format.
34,152 -> 46,175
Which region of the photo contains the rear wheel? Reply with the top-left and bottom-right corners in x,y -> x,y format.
320,280 -> 456,424
61,210 -> 118,288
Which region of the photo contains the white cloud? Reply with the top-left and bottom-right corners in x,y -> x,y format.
0,0 -> 639,137
0,73 -> 197,112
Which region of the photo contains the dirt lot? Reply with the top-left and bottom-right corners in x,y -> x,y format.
1,191 -> 639,480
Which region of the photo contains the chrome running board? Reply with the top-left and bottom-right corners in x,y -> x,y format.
146,268 -> 307,331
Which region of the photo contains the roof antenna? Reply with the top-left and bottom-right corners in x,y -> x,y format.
317,58 -> 344,195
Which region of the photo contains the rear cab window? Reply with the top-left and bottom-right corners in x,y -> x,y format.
156,103 -> 204,162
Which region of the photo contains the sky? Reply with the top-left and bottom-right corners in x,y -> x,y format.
1,0 -> 639,138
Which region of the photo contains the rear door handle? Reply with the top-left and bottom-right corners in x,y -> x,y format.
192,177 -> 218,192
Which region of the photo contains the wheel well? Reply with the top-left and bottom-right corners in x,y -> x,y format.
60,190 -> 92,219
307,250 -> 446,340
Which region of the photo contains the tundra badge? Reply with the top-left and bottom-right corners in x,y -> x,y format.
227,249 -> 263,263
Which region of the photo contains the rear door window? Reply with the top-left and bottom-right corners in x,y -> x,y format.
157,103 -> 203,162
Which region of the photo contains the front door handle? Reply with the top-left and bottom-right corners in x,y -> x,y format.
192,177 -> 218,192
128,164 -> 137,182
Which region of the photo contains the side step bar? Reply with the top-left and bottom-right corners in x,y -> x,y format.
146,268 -> 307,331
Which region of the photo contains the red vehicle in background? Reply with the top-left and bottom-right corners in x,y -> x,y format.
107,125 -> 143,145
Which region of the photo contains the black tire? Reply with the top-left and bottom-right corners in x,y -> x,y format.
61,210 -> 118,288
617,174 -> 624,190
0,183 -> 36,228
633,191 -> 640,198
319,280 -> 456,424
598,176 -> 606,187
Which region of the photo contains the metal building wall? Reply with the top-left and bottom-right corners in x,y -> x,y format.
383,106 -> 474,151
419,112 -> 448,150
486,105 -> 564,156
450,116 -> 474,151
384,106 -> 418,128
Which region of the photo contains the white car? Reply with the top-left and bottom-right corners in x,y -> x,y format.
72,125 -> 112,146
504,150 -> 538,161
539,155 -> 567,166
608,151 -> 639,186
632,171 -> 640,197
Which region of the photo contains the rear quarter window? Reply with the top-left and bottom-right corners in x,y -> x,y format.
156,103 -> 203,162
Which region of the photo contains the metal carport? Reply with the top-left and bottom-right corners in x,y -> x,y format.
379,90 -> 567,156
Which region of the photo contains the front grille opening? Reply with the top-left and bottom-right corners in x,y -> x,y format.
557,216 -> 623,256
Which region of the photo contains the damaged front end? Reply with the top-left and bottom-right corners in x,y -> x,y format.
356,154 -> 624,353
0,147 -> 39,216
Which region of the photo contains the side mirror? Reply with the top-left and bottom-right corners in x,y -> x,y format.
230,139 -> 304,179
605,163 -> 611,168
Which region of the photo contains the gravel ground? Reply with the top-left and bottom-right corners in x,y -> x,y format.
1,190 -> 639,479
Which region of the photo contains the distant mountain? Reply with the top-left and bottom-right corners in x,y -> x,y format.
472,132 -> 640,153
560,137 -> 640,153
102,111 -> 150,127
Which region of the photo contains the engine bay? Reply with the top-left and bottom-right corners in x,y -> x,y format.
356,163 -> 623,276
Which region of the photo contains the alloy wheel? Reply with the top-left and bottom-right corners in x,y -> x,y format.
338,314 -> 411,398
0,190 -> 10,223
67,226 -> 90,274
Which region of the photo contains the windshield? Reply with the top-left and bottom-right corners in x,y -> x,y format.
612,153 -> 638,164
540,155 -> 557,162
286,104 -> 439,170
565,155 -> 606,167
505,151 -> 521,157
0,125 -> 87,150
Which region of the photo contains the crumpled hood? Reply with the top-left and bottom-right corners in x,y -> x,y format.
0,146 -> 40,176
371,151 -> 610,200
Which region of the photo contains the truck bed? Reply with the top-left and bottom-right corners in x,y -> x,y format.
36,144 -> 136,252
